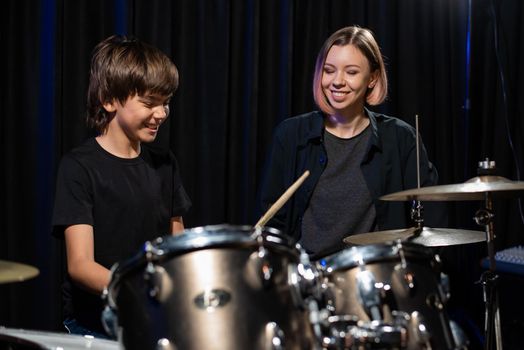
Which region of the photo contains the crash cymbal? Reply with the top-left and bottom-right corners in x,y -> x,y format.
343,227 -> 486,247
0,260 -> 39,284
380,176 -> 524,201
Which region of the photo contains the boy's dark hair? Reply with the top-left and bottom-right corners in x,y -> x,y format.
86,35 -> 179,132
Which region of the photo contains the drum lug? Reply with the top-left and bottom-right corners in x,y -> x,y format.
439,272 -> 451,303
409,311 -> 432,347
101,304 -> 118,339
321,315 -> 359,349
144,263 -> 172,302
288,248 -> 322,308
156,337 -> 177,350
426,292 -> 444,311
262,322 -> 285,350
356,269 -> 383,321
395,264 -> 417,294
255,245 -> 274,287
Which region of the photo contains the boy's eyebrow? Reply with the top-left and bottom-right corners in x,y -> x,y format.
141,94 -> 172,101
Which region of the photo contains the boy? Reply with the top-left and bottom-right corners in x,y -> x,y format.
52,35 -> 191,337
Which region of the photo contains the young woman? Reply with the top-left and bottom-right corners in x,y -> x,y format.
259,26 -> 444,258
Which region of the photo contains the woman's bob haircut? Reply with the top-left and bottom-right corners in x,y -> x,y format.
312,26 -> 388,115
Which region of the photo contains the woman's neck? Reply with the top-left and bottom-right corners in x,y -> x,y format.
324,109 -> 369,139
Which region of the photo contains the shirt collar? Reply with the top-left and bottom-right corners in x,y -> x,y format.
303,108 -> 382,152
366,107 -> 383,152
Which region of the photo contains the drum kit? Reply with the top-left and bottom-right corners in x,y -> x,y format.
100,159 -> 523,350
1,160 -> 523,349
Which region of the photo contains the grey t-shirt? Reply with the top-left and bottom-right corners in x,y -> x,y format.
300,125 -> 376,257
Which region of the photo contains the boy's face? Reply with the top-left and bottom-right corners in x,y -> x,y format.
103,94 -> 171,144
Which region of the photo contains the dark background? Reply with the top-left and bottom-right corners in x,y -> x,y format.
1,0 -> 523,348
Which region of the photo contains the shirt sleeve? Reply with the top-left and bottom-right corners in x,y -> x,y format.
51,154 -> 94,238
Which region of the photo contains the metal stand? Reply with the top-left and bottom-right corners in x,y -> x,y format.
474,179 -> 503,350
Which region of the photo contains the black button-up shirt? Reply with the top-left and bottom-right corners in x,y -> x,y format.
258,109 -> 446,242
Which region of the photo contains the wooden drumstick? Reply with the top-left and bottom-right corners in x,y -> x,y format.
255,170 -> 310,228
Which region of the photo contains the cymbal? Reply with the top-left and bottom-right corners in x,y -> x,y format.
343,227 -> 486,247
0,260 -> 39,284
380,176 -> 524,201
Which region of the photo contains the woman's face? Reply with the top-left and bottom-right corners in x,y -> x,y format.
321,44 -> 376,115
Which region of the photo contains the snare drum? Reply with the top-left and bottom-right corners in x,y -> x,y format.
318,242 -> 457,349
104,225 -> 318,350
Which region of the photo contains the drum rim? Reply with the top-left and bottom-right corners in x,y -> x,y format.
0,327 -> 119,348
319,241 -> 435,271
153,224 -> 292,257
106,224 -> 298,301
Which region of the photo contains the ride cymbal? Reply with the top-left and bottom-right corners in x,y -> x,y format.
380,176 -> 524,201
0,260 -> 39,284
343,227 -> 485,247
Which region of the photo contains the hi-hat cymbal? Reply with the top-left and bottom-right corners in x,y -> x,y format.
343,227 -> 486,247
380,176 -> 524,201
0,260 -> 39,284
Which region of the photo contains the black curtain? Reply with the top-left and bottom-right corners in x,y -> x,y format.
1,0 -> 523,347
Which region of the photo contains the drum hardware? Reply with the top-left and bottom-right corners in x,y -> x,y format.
320,315 -> 359,349
292,247 -> 325,346
101,267 -> 119,339
263,322 -> 285,350
105,225 -> 319,350
320,314 -> 409,349
318,242 -> 458,349
252,227 -> 275,286
408,311 -> 432,348
425,293 -> 444,311
347,320 -> 408,349
393,265 -> 416,296
449,319 -> 470,349
193,288 -> 231,311
438,272 -> 451,304
143,240 -> 173,302
356,269 -> 383,321
379,158 -> 523,349
157,337 -> 176,350
101,303 -> 118,340
0,260 -> 39,284
394,241 -> 416,293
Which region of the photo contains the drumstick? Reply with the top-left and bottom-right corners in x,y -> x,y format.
255,170 -> 310,228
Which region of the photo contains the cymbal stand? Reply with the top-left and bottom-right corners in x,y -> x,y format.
411,200 -> 424,230
411,115 -> 424,234
474,159 -> 503,350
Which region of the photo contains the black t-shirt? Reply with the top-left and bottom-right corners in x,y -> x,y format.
301,126 -> 376,258
52,138 -> 191,332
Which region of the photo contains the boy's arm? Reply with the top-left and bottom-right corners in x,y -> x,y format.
64,224 -> 111,294
170,216 -> 185,235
